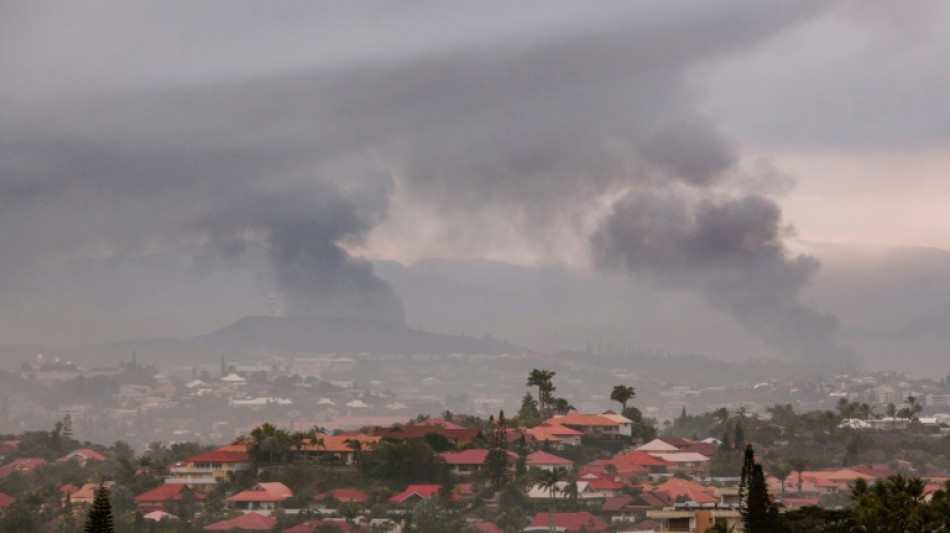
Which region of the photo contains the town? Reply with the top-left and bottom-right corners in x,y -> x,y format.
2,355 -> 950,532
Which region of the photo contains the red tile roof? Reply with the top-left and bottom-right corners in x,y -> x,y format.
135,484 -> 201,503
600,496 -> 634,512
526,512 -> 609,532
185,450 -> 250,463
650,479 -> 717,504
58,448 -> 107,463
204,512 -> 275,530
314,488 -> 369,504
283,520 -> 368,533
526,451 -> 573,467
0,458 -> 46,478
226,482 -> 292,503
389,484 -> 442,503
439,449 -> 518,466
546,413 -> 619,427
0,492 -> 15,509
373,424 -> 481,443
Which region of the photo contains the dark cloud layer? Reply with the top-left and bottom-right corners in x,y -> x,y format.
0,1 -> 858,359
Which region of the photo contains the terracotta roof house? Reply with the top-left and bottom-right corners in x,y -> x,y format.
658,437 -> 696,450
439,449 -> 518,476
226,482 -> 293,511
474,522 -> 502,533
70,482 -> 115,504
134,484 -> 203,512
58,448 -> 106,466
204,512 -> 275,531
598,410 -> 634,437
0,458 -> 45,479
314,488 -> 370,504
681,442 -> 719,458
546,414 -> 620,438
389,484 -> 443,504
602,491 -> 674,523
372,424 -> 482,444
601,450 -> 673,476
0,492 -> 15,510
525,423 -> 583,447
297,435 -> 381,466
526,481 -> 605,502
526,451 -> 573,471
143,510 -> 176,521
635,439 -> 680,453
284,520 -> 368,533
167,449 -> 251,487
650,478 -> 718,504
647,452 -> 710,477
524,512 -> 609,532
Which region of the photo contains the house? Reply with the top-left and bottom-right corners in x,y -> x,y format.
314,488 -> 369,505
203,512 -> 275,531
0,492 -> 15,511
599,410 -> 634,437
372,424 -> 482,444
525,423 -> 583,447
526,481 -> 604,502
475,523 -> 502,533
439,449 -> 518,476
143,510 -> 176,522
526,451 -> 573,471
69,482 -> 115,505
524,512 -> 609,532
166,449 -> 251,487
297,435 -> 381,466
647,452 -> 710,477
600,492 -> 673,523
0,458 -> 45,479
389,484 -> 443,504
646,507 -> 742,533
226,482 -> 292,512
57,448 -> 106,466
636,439 -> 681,454
134,484 -> 203,512
600,450 -> 673,476
284,520 -> 368,533
546,414 -> 620,438
650,478 -> 718,504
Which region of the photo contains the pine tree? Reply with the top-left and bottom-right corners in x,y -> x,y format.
739,446 -> 777,533
84,482 -> 114,533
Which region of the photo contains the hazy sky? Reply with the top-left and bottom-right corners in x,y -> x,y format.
1,1 -> 948,362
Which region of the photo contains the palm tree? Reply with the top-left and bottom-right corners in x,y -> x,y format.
789,458 -> 807,495
772,462 -> 793,497
550,397 -> 575,416
346,439 -> 364,468
527,369 -> 556,419
537,467 -> 566,533
610,385 -> 636,413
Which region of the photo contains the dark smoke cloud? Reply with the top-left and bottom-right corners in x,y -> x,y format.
592,193 -> 854,363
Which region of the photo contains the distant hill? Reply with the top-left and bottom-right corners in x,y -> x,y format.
20,316 -> 525,368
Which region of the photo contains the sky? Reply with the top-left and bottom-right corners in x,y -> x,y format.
1,1 -> 948,366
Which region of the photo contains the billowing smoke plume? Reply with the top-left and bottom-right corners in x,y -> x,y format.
0,1 -> 853,358
592,193 -> 853,363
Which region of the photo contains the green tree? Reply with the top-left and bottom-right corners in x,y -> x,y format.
84,482 -> 115,533
526,369 -> 556,419
610,385 -> 636,413
739,446 -> 777,533
517,393 -> 541,427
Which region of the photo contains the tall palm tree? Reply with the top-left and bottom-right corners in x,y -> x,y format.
527,369 -> 556,419
610,385 -> 636,413
537,467 -> 566,533
789,458 -> 807,495
772,462 -> 793,497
